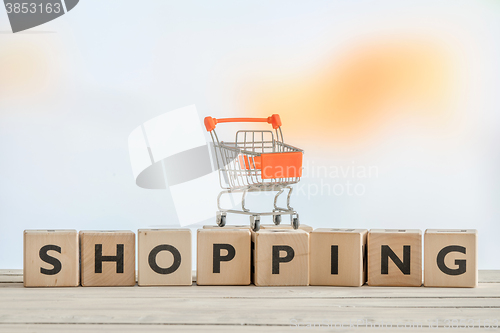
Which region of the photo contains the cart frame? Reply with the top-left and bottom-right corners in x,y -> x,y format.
204,114 -> 303,231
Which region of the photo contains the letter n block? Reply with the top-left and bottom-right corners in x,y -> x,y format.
23,230 -> 79,287
138,229 -> 192,286
310,229 -> 367,286
80,231 -> 135,287
367,229 -> 422,287
424,229 -> 477,288
196,229 -> 251,285
253,229 -> 309,286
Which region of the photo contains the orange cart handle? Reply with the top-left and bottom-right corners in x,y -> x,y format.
204,114 -> 281,131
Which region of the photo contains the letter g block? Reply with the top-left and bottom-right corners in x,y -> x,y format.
424,229 -> 477,287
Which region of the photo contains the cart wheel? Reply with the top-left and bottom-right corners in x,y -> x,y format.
251,216 -> 261,232
292,217 -> 299,230
216,213 -> 226,227
273,214 -> 281,225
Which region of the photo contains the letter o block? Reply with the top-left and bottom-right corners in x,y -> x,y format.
367,229 -> 422,287
196,229 -> 251,285
424,229 -> 477,288
80,231 -> 135,287
23,230 -> 79,287
138,229 -> 192,286
253,229 -> 309,286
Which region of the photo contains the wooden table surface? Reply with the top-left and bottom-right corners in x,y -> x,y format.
1,270 -> 499,332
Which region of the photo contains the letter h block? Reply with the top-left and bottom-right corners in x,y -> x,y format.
196,229 -> 251,285
80,231 -> 136,287
253,229 -> 309,286
138,229 -> 192,286
424,229 -> 477,287
23,230 -> 79,287
367,229 -> 422,287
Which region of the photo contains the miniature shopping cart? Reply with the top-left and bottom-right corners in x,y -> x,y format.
204,114 -> 304,231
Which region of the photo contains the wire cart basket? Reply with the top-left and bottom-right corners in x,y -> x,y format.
204,114 -> 303,231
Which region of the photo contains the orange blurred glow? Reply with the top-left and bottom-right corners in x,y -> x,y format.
244,38 -> 454,147
0,42 -> 53,102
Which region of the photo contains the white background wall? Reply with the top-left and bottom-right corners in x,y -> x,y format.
0,1 -> 499,269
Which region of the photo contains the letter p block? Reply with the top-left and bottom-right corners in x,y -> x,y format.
253,229 -> 309,286
367,229 -> 422,287
196,229 -> 251,285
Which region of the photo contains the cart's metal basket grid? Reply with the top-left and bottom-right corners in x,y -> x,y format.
204,114 -> 303,231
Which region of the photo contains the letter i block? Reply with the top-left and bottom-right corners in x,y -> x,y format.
310,229 -> 367,286
367,229 -> 422,287
424,229 -> 477,288
80,231 -> 136,287
23,230 -> 79,287
196,229 -> 251,285
253,229 -> 309,286
138,229 -> 192,286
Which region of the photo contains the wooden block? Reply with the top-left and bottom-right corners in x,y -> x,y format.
196,229 -> 251,285
80,231 -> 135,287
367,229 -> 422,287
253,229 -> 309,286
424,229 -> 477,288
138,229 -> 191,286
260,224 -> 313,233
23,230 -> 79,287
310,228 -> 367,286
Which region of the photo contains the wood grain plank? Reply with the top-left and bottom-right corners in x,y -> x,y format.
0,324 -> 497,333
0,298 -> 498,325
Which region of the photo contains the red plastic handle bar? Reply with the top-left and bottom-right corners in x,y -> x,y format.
204,114 -> 281,131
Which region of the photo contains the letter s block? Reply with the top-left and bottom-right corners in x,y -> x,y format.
196,229 -> 251,285
80,231 -> 135,287
138,229 -> 192,286
253,229 -> 309,286
367,229 -> 422,287
424,229 -> 477,288
23,230 -> 79,287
